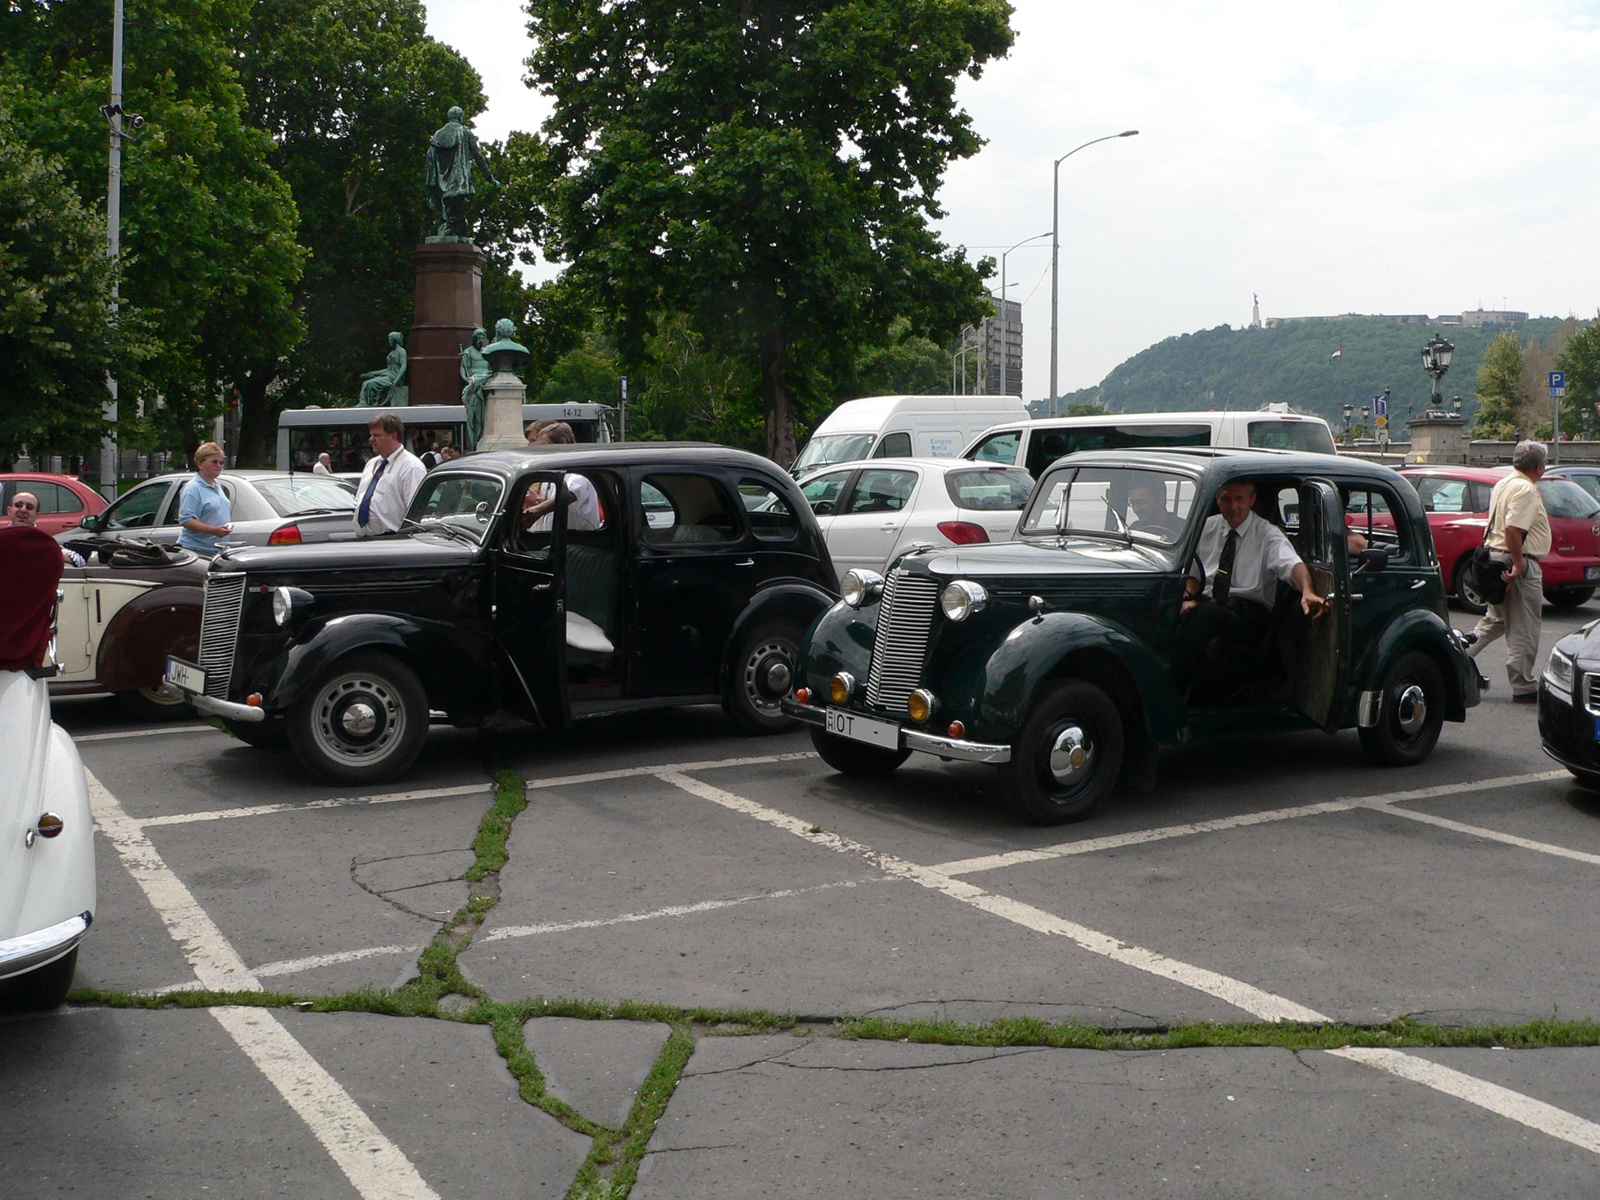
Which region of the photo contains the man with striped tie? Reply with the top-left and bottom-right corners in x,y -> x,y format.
352,413 -> 426,537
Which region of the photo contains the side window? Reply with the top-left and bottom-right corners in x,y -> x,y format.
739,480 -> 801,541
874,432 -> 912,458
799,472 -> 851,515
32,482 -> 81,514
970,430 -> 1020,465
103,482 -> 169,530
1470,483 -> 1494,513
506,473 -> 565,562
1344,486 -> 1412,562
1026,429 -> 1086,476
846,469 -> 918,515
165,479 -> 234,526
640,474 -> 740,545
1277,486 -> 1301,533
1415,477 -> 1469,514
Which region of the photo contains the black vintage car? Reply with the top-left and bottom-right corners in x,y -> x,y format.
786,448 -> 1481,824
1537,619 -> 1600,787
164,445 -> 837,782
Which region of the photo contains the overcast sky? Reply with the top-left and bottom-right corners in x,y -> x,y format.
425,0 -> 1600,400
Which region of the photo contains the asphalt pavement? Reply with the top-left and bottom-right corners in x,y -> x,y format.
5,602 -> 1600,1198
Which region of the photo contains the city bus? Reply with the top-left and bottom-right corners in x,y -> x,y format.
275,403 -> 614,472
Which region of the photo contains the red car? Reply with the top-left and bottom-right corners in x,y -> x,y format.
1396,466 -> 1600,611
0,473 -> 108,536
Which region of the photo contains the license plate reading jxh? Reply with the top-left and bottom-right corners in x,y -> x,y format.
826,708 -> 899,750
164,657 -> 205,694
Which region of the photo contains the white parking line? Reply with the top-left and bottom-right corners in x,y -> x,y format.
659,770 -> 1600,1157
88,770 -> 441,1200
75,723 -> 218,743
524,750 -> 818,792
1371,805 -> 1600,866
139,783 -> 492,827
930,771 -> 1569,875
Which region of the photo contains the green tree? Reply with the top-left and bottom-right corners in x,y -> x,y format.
523,0 -> 1013,464
1066,402 -> 1110,417
1472,330 -> 1527,441
848,318 -> 954,398
538,334 -> 621,408
634,313 -> 761,447
1556,314 -> 1600,440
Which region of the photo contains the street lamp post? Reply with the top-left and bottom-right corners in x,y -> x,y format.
1419,333 -> 1455,414
1342,402 -> 1354,447
1049,129 -> 1138,415
996,231 -> 1050,398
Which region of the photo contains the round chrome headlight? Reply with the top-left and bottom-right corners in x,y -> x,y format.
940,580 -> 988,622
272,586 -> 293,626
841,569 -> 885,608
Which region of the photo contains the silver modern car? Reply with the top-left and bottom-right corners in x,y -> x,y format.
59,470 -> 359,549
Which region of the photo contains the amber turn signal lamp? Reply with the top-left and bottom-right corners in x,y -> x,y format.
795,687 -> 811,706
36,812 -> 64,838
946,721 -> 965,740
829,673 -> 857,705
906,689 -> 935,725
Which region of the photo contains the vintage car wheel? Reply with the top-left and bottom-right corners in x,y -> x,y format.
1358,650 -> 1446,767
725,620 -> 804,735
1546,587 -> 1595,609
1452,559 -> 1490,614
116,684 -> 195,722
998,679 -> 1124,825
2,947 -> 78,1011
287,652 -> 428,784
809,726 -> 911,775
222,717 -> 289,749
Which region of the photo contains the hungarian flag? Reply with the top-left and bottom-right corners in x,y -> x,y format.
1330,348 -> 1342,359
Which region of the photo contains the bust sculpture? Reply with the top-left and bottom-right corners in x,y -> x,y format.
425,106 -> 499,241
460,328 -> 491,449
484,317 -> 529,376
358,332 -> 407,406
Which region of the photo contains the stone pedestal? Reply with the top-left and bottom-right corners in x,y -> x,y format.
477,370 -> 528,451
1406,412 -> 1469,465
410,241 -> 487,406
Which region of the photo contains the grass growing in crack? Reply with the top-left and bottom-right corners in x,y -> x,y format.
567,1027 -> 696,1200
467,764 -> 528,882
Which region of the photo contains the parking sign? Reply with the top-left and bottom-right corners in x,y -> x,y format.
1551,370 -> 1566,398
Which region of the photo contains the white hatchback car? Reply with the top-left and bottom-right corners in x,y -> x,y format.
794,457 -> 1035,585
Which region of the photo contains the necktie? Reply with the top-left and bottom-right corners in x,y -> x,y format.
1213,529 -> 1239,603
358,456 -> 389,528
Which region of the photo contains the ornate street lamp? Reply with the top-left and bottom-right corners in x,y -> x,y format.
1420,333 -> 1454,412
1342,402 -> 1354,445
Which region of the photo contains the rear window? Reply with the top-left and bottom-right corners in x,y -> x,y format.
1247,419 -> 1336,454
945,468 -> 1035,511
252,475 -> 357,515
1539,479 -> 1600,520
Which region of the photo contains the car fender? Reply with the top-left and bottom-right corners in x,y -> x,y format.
972,611 -> 1186,743
1355,607 -> 1475,723
795,599 -> 876,692
96,583 -> 203,692
266,612 -> 471,716
721,580 -> 837,689
11,723 -> 97,941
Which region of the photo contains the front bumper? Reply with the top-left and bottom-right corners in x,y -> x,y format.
783,698 -> 1012,764
185,692 -> 266,723
0,912 -> 92,980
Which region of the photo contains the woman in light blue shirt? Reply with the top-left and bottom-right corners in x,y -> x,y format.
177,442 -> 232,557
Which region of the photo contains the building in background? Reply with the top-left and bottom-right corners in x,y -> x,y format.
983,298 -> 1023,396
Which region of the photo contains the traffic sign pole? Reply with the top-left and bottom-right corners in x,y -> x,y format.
1550,371 -> 1566,462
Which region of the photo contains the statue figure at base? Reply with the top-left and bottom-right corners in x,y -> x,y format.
460,328 -> 490,449
425,106 -> 498,241
358,332 -> 407,406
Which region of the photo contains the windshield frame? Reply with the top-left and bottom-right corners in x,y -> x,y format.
1018,463 -> 1202,548
404,470 -> 508,545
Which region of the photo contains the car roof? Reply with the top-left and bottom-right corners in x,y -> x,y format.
798,457 -> 1030,476
1,472 -> 94,484
1016,411 -> 1328,429
1042,446 -> 1386,477
1397,465 -> 1509,482
445,442 -> 792,479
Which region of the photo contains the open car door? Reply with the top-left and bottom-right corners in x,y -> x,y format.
492,472 -> 568,727
1292,479 -> 1352,731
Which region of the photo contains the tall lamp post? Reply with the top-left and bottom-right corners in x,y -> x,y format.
996,231 -> 1050,398
1342,402 -> 1354,447
1049,129 -> 1138,415
1420,333 -> 1454,413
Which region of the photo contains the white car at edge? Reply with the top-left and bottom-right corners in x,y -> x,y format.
794,457 -> 1036,585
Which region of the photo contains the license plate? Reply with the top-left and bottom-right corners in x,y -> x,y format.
1586,566 -> 1600,581
826,708 -> 900,750
164,657 -> 205,694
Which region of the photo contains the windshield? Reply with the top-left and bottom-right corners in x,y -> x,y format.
251,475 -> 357,515
793,433 -> 875,474
406,474 -> 505,543
1020,467 -> 1198,546
1539,479 -> 1600,520
1247,419 -> 1336,454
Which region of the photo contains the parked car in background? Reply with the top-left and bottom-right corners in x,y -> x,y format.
50,537 -> 207,720
791,394 -> 1029,479
164,445 -> 838,784
0,474 -> 107,536
60,470 -> 358,550
1538,619 -> 1600,787
1397,467 -> 1600,611
1544,466 -> 1600,506
794,458 -> 1035,585
787,449 -> 1478,824
963,407 -> 1338,479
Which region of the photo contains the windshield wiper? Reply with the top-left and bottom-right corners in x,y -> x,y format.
284,506 -> 347,517
412,517 -> 480,544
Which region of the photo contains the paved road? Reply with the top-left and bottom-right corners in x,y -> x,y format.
5,603 -> 1600,1198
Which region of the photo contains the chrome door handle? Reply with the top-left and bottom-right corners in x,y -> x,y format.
1409,579 -> 1427,589
879,522 -> 897,530
735,558 -> 755,567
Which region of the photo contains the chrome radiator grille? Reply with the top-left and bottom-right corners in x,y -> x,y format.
865,569 -> 940,713
198,574 -> 246,698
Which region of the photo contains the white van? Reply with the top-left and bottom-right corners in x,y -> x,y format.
962,407 -> 1338,477
792,394 -> 1029,477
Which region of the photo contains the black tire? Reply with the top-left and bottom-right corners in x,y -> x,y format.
1358,650 -> 1446,767
1568,768 -> 1600,791
286,652 -> 429,784
724,619 -> 804,735
997,679 -> 1124,825
222,717 -> 289,748
1547,587 -> 1595,609
1453,559 -> 1489,614
115,685 -> 195,722
809,726 -> 911,775
2,947 -> 78,1010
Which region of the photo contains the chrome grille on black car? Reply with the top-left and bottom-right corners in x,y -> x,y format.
865,569 -> 940,714
199,574 -> 246,698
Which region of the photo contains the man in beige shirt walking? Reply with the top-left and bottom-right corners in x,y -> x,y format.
1469,440 -> 1551,702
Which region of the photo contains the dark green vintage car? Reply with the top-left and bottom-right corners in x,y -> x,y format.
784,448 -> 1480,824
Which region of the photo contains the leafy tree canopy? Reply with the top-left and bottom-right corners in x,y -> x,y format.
1473,330 -> 1526,441
524,0 -> 1013,463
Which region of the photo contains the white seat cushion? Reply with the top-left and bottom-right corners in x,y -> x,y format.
566,611 -> 614,654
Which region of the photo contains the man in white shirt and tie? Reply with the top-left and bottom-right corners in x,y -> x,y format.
353,413 -> 427,537
1174,477 -> 1327,697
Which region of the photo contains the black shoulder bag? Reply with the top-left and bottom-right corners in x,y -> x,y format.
1464,488 -> 1510,607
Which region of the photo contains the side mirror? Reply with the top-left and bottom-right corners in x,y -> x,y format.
1356,547 -> 1388,572
80,514 -> 100,530
814,500 -> 835,516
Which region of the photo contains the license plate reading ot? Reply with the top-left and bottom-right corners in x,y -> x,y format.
826,708 -> 900,750
164,657 -> 205,694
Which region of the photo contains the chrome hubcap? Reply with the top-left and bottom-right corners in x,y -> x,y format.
1395,684 -> 1427,736
743,639 -> 794,714
311,675 -> 405,767
1049,725 -> 1091,784
341,701 -> 378,738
